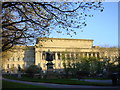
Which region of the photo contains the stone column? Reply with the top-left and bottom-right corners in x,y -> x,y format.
99,53 -> 102,58
83,52 -> 85,57
54,52 -> 57,69
87,52 -> 89,57
91,53 -> 93,57
55,52 -> 58,60
35,51 -> 40,66
95,53 -> 97,58
40,51 -> 42,60
60,53 -> 62,69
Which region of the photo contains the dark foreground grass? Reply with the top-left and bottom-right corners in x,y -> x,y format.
84,78 -> 111,80
2,80 -> 48,88
3,75 -> 112,86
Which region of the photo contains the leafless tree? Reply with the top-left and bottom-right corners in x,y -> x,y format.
1,2 -> 104,52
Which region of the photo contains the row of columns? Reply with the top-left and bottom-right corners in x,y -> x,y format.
35,51 -> 101,70
40,52 -> 100,60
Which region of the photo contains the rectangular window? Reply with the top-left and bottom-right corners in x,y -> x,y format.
85,52 -> 87,57
42,51 -> 46,60
89,53 -> 91,57
8,59 -> 9,61
61,53 -> 65,60
2,64 -> 3,68
7,64 -> 9,68
38,63 -> 41,67
93,53 -> 95,57
23,57 -> 25,61
18,64 -> 20,68
12,64 -> 14,67
75,53 -> 78,59
97,52 -> 99,58
67,54 -> 70,59
58,63 -> 61,67
57,52 -> 60,60
53,52 -> 55,60
18,57 -> 20,61
71,53 -> 74,60
13,57 -> 14,61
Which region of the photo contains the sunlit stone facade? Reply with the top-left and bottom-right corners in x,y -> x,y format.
2,38 -> 119,72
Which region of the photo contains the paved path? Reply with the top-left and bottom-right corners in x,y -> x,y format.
79,79 -> 112,84
2,78 -> 120,89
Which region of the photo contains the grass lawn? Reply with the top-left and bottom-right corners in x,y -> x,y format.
84,78 -> 111,80
2,80 -> 49,88
3,75 -> 112,86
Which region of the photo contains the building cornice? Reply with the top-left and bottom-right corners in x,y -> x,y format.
37,37 -> 93,41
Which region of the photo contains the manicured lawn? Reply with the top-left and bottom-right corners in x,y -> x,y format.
3,75 -> 112,86
84,78 -> 111,80
2,80 -> 49,88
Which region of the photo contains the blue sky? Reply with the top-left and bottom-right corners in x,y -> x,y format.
49,2 -> 118,47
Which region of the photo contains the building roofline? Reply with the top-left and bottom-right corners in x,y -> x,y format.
37,37 -> 94,41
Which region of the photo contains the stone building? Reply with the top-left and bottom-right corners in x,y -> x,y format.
2,38 -> 119,72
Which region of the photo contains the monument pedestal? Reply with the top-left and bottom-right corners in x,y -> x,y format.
45,71 -> 57,79
18,72 -> 21,78
45,61 -> 57,79
45,50 -> 58,79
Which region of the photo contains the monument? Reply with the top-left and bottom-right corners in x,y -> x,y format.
46,50 -> 54,71
45,50 -> 56,79
18,65 -> 21,78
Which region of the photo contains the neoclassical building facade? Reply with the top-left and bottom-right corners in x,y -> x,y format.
2,38 -> 119,72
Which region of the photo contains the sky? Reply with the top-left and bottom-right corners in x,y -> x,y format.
49,2 -> 118,47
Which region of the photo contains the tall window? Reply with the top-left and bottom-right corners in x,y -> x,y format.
67,53 -> 70,60
89,53 -> 91,57
85,52 -> 87,57
42,51 -> 46,60
8,58 -> 10,61
18,57 -> 20,61
97,52 -> 99,58
58,63 -> 61,67
71,53 -> 74,60
18,64 -> 20,67
12,64 -> 14,67
38,63 -> 41,67
7,64 -> 9,68
62,53 -> 65,60
13,57 -> 14,61
93,52 -> 95,57
75,53 -> 78,59
52,52 -> 55,60
57,52 -> 60,60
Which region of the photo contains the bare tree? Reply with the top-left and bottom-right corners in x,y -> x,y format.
1,2 -> 104,52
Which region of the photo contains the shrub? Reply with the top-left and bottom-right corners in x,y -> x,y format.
25,65 -> 42,77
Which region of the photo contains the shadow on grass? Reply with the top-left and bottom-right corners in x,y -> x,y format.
3,75 -> 113,86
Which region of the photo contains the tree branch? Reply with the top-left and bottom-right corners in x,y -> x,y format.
2,19 -> 29,28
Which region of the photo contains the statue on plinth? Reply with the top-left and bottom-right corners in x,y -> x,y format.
45,50 -> 56,79
46,50 -> 54,72
18,65 -> 21,78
